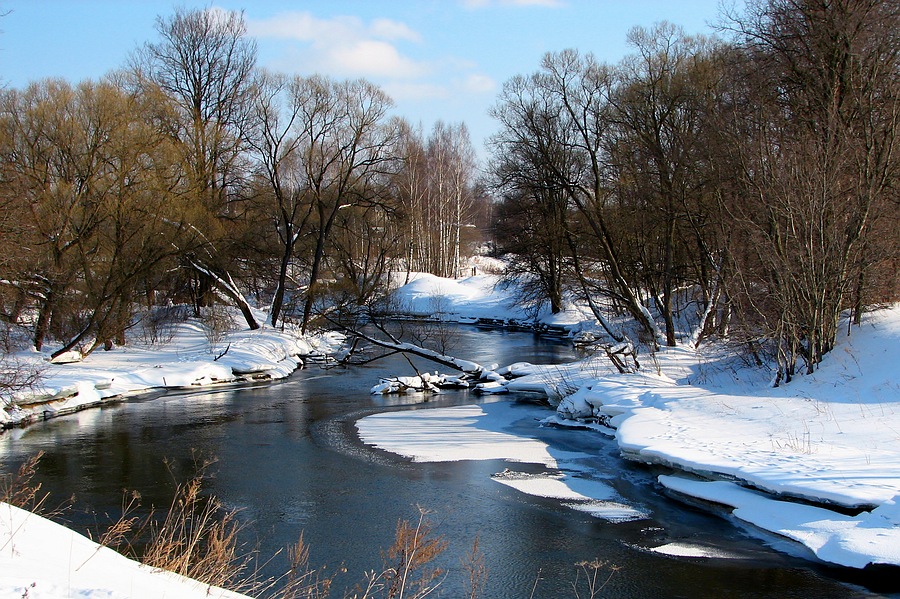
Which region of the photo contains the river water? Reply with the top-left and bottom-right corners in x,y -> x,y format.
0,327 -> 893,598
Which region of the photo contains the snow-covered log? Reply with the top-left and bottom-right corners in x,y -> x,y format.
348,328 -> 490,377
370,372 -> 470,394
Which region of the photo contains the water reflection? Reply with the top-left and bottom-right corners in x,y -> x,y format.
0,327 -> 888,598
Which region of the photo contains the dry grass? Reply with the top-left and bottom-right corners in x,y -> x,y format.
94,458 -> 344,599
140,466 -> 253,592
0,451 -> 45,510
353,506 -> 448,599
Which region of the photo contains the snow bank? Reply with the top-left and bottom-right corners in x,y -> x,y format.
0,501 -> 250,599
393,272 -> 591,327
659,475 -> 900,569
395,273 -> 521,321
0,315 -> 346,597
2,319 -> 344,428
555,305 -> 900,568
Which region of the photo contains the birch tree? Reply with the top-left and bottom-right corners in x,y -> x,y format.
398,122 -> 478,278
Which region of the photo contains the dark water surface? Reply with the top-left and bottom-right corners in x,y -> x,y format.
0,327 -> 893,598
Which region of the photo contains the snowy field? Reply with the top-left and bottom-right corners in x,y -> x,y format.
2,272 -> 899,597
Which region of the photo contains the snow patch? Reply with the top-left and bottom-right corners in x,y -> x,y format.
0,501 -> 249,599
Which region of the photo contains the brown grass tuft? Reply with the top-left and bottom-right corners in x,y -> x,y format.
141,469 -> 251,591
0,452 -> 51,513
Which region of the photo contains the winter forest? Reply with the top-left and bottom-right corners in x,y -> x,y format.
1,0 -> 898,395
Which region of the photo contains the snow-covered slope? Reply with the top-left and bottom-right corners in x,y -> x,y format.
0,501 -> 250,599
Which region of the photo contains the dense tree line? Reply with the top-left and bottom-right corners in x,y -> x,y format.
0,7 -> 481,361
1,1 -> 898,385
489,0 -> 899,380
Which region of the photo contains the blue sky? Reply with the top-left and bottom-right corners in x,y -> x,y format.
0,0 -> 725,160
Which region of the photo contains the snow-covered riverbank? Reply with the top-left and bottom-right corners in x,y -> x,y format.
2,272 -> 899,597
0,501 -> 250,599
359,274 -> 900,572
2,318 -> 343,429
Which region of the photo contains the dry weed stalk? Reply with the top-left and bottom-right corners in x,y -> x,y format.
0,452 -> 52,514
460,535 -> 487,599
97,490 -> 143,554
272,532 -> 342,599
571,559 -> 619,599
353,506 -> 448,599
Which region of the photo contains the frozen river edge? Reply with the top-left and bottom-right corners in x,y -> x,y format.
2,274 -> 900,597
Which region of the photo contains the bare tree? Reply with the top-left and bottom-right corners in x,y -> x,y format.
489,94 -> 576,316
722,0 -> 900,379
607,23 -> 725,346
134,6 -> 256,211
329,201 -> 404,318
291,76 -> 400,333
492,185 -> 572,315
427,122 -> 477,278
394,121 -> 430,282
246,71 -> 312,327
490,52 -> 660,344
131,7 -> 260,329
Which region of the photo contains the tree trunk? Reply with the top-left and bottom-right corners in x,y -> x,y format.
301,228 -> 327,335
33,296 -> 52,352
270,241 -> 292,328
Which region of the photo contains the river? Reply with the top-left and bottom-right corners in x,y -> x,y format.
0,326 -> 892,598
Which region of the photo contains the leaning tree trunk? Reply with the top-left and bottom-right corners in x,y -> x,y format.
188,260 -> 260,330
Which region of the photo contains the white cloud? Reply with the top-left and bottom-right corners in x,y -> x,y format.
247,8 -> 496,137
370,18 -> 422,43
461,0 -> 565,8
247,11 -> 319,40
463,73 -> 497,94
247,12 -> 428,79
330,40 -> 427,79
